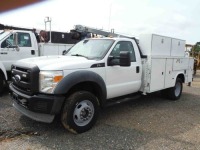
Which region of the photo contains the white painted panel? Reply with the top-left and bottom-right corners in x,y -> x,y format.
150,59 -> 166,92
164,59 -> 174,88
139,34 -> 152,56
106,62 -> 142,99
152,35 -> 171,56
187,58 -> 194,82
139,34 -> 171,56
171,39 -> 185,57
39,43 -> 73,56
43,44 -> 59,55
173,58 -> 189,71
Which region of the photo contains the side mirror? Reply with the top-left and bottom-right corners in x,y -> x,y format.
108,51 -> 131,67
62,48 -> 71,55
13,33 -> 20,51
119,51 -> 131,66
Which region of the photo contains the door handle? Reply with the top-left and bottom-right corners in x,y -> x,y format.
136,66 -> 140,73
31,50 -> 35,55
0,52 -> 8,54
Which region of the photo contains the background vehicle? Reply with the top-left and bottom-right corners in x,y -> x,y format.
0,29 -> 77,93
9,30 -> 194,133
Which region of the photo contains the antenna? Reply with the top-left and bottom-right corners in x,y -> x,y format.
108,3 -> 112,30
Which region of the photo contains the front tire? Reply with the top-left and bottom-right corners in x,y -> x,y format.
61,91 -> 99,134
0,73 -> 4,94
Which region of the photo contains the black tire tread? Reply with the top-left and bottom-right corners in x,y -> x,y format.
61,91 -> 99,134
167,78 -> 183,100
0,73 -> 4,94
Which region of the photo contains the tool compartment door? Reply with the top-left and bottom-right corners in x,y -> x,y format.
150,58 -> 166,92
187,58 -> 194,82
164,59 -> 174,88
171,39 -> 185,57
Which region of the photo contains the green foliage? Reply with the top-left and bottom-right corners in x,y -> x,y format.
194,42 -> 200,52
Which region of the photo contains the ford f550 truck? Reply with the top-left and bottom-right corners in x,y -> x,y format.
9,34 -> 194,133
0,30 -> 74,93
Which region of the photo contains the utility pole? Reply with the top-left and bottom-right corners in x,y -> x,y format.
44,17 -> 52,43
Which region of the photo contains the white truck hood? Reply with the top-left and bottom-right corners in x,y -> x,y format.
16,55 -> 98,70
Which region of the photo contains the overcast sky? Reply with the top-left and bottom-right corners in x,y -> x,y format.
1,0 -> 200,44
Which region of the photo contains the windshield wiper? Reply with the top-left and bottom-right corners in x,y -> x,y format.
71,54 -> 89,59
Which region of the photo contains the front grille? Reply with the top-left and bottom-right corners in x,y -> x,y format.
11,65 -> 40,95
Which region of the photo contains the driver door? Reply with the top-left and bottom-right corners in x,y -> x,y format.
106,41 -> 142,99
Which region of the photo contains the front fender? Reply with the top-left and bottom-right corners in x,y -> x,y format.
54,70 -> 107,101
0,62 -> 7,80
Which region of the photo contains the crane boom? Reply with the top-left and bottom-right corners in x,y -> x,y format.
72,24 -> 130,38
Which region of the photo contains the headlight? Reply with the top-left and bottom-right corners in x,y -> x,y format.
39,71 -> 63,94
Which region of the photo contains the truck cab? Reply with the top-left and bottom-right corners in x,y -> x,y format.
0,30 -> 38,72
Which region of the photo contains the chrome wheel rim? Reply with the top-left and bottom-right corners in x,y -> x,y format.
73,100 -> 94,126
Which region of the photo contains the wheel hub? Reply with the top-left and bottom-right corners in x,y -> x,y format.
80,107 -> 92,120
73,100 -> 94,126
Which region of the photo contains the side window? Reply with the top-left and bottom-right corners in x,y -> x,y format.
110,43 -> 120,57
1,34 -> 14,48
17,32 -> 31,47
110,41 -> 136,62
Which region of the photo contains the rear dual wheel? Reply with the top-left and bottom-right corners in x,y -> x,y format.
162,78 -> 183,100
61,91 -> 99,134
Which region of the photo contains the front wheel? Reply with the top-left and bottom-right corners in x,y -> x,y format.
167,78 -> 183,100
61,91 -> 99,134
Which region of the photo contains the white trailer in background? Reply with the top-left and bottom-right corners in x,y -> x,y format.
0,30 -> 74,93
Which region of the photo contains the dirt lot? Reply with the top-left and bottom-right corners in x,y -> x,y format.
0,71 -> 200,150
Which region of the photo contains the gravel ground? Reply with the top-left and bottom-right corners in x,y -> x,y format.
0,71 -> 200,150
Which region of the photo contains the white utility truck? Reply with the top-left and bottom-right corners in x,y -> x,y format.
9,34 -> 194,133
0,30 -> 74,93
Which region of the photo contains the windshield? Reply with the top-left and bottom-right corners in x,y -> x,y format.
0,31 -> 10,42
66,39 -> 114,59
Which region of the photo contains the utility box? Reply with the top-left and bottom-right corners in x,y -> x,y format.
139,34 -> 191,93
139,34 -> 185,57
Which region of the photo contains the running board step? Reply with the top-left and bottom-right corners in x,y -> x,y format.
105,94 -> 141,107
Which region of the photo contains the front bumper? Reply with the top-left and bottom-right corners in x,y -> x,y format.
9,83 -> 65,123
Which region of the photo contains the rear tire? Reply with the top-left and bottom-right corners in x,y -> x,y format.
61,91 -> 99,134
167,78 -> 183,100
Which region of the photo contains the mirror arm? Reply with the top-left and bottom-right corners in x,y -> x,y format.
108,56 -> 120,66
